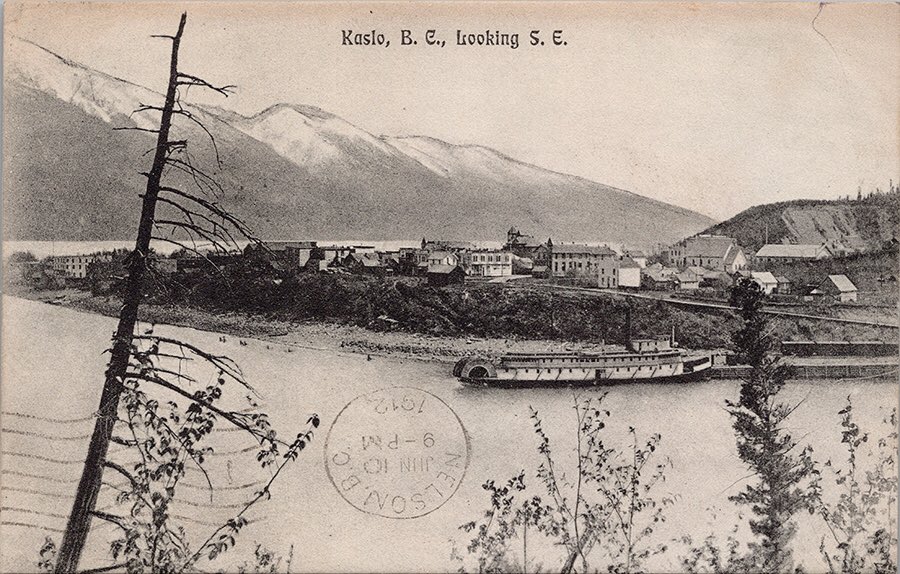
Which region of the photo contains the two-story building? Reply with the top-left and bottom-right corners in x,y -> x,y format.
49,253 -> 113,279
551,244 -> 617,277
597,256 -> 641,289
244,241 -> 318,270
462,250 -> 513,277
427,251 -> 459,267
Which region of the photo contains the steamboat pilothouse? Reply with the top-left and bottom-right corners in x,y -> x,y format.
454,315 -> 712,387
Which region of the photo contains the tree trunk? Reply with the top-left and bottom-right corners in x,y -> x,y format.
54,14 -> 187,573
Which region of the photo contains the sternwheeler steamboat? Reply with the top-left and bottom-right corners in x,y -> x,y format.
454,329 -> 712,388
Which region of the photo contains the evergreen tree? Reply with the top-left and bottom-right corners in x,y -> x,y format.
727,277 -> 821,572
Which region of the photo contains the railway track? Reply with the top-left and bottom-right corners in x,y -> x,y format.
502,282 -> 899,329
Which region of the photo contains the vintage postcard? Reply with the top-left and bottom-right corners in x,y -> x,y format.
1,2 -> 898,573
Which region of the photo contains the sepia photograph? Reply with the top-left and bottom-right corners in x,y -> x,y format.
1,2 -> 898,572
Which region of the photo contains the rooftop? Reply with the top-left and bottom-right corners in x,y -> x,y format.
683,235 -> 738,259
553,243 -> 616,256
752,271 -> 778,283
756,244 -> 831,258
825,274 -> 858,292
427,264 -> 461,274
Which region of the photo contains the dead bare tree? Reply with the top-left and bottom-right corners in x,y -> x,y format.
54,14 -> 302,573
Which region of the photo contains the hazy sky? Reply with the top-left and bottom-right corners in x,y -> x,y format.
5,1 -> 898,220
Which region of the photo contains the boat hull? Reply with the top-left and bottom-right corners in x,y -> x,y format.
460,365 -> 711,388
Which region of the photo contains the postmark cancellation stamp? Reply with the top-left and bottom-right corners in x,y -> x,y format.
325,387 -> 471,519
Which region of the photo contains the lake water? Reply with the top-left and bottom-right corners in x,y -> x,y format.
1,295 -> 896,572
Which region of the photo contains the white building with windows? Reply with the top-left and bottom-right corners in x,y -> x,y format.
49,253 -> 112,279
597,256 -> 641,289
427,251 -> 459,267
462,250 -> 513,277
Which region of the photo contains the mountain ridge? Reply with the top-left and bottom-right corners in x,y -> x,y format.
3,35 -> 716,245
699,194 -> 899,254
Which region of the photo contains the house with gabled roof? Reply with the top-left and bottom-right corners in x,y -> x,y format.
812,274 -> 858,302
700,270 -> 734,290
427,250 -> 459,267
668,235 -> 746,273
623,249 -> 648,268
343,252 -> 388,276
426,264 -> 465,287
751,271 -> 778,295
244,240 -> 318,270
505,227 -> 545,257
674,270 -> 700,291
641,266 -> 678,291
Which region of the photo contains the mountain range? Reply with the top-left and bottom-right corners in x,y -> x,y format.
3,37 -> 715,245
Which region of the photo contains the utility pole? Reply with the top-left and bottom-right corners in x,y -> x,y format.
54,14 -> 187,573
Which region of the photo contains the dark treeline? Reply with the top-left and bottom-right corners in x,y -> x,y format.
116,257 -> 737,349
66,254 -> 878,350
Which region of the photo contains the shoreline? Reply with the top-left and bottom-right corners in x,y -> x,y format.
6,289 -> 895,378
6,288 -> 626,365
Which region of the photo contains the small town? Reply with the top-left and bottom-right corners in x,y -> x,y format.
10,220 -> 894,304
2,4 -> 898,574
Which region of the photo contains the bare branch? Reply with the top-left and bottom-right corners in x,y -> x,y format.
155,196 -> 241,251
129,362 -> 199,386
131,103 -> 167,117
89,511 -> 128,532
132,335 -> 254,394
159,186 -> 257,243
170,107 -> 222,165
176,72 -> 236,97
154,220 -> 233,254
103,461 -> 141,492
162,157 -> 225,198
150,236 -> 230,281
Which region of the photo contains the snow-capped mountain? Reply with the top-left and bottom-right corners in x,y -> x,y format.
3,36 -> 715,243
